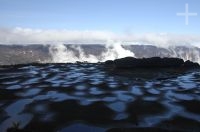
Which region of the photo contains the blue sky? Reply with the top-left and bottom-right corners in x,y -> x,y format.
0,0 -> 200,34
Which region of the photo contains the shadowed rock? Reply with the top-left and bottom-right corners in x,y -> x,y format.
184,60 -> 200,68
7,128 -> 33,132
105,57 -> 199,69
106,127 -> 185,132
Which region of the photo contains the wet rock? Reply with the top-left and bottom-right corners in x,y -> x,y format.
157,116 -> 200,132
127,100 -> 166,124
178,100 -> 200,114
7,128 -> 33,132
106,127 -> 184,132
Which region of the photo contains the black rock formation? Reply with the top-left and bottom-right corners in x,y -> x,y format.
105,57 -> 200,69
184,60 -> 200,68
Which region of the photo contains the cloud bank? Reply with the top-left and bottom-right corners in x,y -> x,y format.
0,27 -> 200,48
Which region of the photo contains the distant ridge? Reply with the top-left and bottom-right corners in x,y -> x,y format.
0,44 -> 200,65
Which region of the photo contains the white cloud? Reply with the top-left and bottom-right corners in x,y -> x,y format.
0,27 -> 200,48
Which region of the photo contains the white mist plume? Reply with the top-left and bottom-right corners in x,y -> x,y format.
167,46 -> 200,63
49,41 -> 135,63
49,43 -> 98,63
100,40 -> 135,61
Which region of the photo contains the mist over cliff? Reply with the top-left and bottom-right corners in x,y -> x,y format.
0,43 -> 200,65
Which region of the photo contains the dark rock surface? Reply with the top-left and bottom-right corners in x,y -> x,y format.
0,63 -> 200,132
105,57 -> 200,69
184,60 -> 200,68
106,127 -> 185,132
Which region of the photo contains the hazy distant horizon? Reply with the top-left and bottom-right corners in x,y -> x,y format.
1,0 -> 200,47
